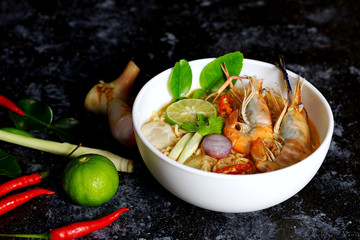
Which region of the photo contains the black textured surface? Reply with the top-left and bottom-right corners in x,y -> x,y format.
1,1 -> 359,239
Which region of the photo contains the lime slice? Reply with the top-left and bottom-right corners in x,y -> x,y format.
165,99 -> 217,125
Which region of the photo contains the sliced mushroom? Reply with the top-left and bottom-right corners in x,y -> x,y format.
184,155 -> 217,172
141,121 -> 177,150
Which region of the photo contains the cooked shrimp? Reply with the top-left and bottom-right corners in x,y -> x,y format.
223,76 -> 273,155
250,76 -> 312,172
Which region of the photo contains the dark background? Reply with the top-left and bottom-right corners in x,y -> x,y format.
1,0 -> 359,239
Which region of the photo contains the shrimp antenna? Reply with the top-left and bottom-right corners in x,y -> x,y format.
276,55 -> 292,103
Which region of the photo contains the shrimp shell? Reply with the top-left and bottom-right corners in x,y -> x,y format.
223,77 -> 273,155
251,76 -> 312,172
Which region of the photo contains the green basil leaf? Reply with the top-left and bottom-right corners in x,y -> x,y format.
169,59 -> 192,100
51,118 -> 82,143
9,99 -> 53,132
0,149 -> 22,178
191,89 -> 206,99
200,51 -> 244,93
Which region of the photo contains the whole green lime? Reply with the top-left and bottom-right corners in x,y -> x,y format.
62,154 -> 119,207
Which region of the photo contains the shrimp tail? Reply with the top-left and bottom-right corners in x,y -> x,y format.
250,138 -> 267,162
250,137 -> 279,172
224,110 -> 250,154
276,55 -> 292,103
293,76 -> 303,106
228,109 -> 239,126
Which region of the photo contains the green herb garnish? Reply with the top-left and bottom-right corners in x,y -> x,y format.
168,59 -> 192,100
200,51 -> 243,94
169,114 -> 224,163
181,114 -> 223,137
168,51 -> 244,100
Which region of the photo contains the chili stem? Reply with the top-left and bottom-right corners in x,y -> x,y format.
0,233 -> 50,239
0,129 -> 133,173
0,208 -> 129,240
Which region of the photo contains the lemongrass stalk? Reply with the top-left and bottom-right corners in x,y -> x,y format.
0,129 -> 133,173
177,132 -> 203,164
168,132 -> 194,160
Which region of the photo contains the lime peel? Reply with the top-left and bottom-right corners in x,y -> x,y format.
165,99 -> 217,126
62,154 -> 119,207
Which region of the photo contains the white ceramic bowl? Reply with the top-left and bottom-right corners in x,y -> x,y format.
132,58 -> 334,213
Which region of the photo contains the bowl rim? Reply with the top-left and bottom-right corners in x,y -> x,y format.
133,57 -> 334,179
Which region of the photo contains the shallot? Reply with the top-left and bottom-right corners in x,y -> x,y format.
84,60 -> 140,147
201,134 -> 232,159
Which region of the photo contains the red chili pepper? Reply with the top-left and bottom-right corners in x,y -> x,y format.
0,208 -> 129,240
219,94 -> 233,116
215,162 -> 253,174
0,171 -> 50,198
51,208 -> 129,240
0,95 -> 25,116
0,188 -> 55,215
